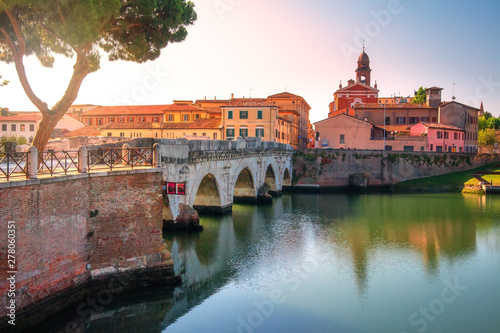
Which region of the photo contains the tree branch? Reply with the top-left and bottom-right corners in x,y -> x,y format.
0,27 -> 48,113
5,9 -> 25,54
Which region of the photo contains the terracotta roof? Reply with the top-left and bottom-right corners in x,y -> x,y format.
194,99 -> 230,104
0,115 -> 41,122
267,92 -> 311,109
374,125 -> 411,132
354,103 -> 430,109
426,86 -> 443,91
81,105 -> 168,116
163,104 -> 207,112
415,122 -> 464,131
202,107 -> 222,114
314,113 -> 373,126
439,101 -> 482,112
65,126 -> 102,137
222,99 -> 276,107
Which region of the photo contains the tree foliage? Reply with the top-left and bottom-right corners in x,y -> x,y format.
483,111 -> 493,119
0,0 -> 197,151
412,86 -> 426,104
478,129 -> 498,153
486,117 -> 500,131
478,116 -> 487,131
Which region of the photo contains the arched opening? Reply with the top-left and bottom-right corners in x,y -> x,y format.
233,168 -> 256,203
264,165 -> 277,191
283,168 -> 292,187
193,174 -> 223,214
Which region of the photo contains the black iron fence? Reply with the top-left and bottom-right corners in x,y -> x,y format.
38,150 -> 79,177
87,147 -> 154,172
0,145 -> 158,182
0,152 -> 29,181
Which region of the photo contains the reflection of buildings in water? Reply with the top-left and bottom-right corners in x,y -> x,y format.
326,194 -> 479,292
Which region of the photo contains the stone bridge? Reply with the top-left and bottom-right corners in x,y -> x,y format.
157,137 -> 293,222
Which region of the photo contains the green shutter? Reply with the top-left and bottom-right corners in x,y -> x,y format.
258,110 -> 263,119
228,110 -> 233,119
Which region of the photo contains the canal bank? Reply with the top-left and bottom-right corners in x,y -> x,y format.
292,149 -> 500,194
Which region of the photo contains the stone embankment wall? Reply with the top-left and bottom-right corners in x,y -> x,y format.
293,149 -> 500,188
0,170 -> 175,329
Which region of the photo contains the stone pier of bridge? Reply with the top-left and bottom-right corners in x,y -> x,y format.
158,137 -> 293,224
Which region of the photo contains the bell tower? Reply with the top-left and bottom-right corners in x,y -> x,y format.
355,46 -> 371,86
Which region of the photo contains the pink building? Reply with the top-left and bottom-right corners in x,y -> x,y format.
410,122 -> 464,153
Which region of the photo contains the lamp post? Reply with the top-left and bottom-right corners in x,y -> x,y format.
383,104 -> 386,151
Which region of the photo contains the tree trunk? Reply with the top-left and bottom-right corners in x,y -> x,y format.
32,115 -> 60,153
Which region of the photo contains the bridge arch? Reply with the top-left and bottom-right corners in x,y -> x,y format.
264,164 -> 277,191
283,168 -> 292,187
192,173 -> 224,214
232,167 -> 256,203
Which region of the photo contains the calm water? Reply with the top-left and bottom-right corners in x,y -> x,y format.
31,193 -> 500,333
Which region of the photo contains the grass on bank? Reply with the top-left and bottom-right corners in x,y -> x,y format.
396,163 -> 500,189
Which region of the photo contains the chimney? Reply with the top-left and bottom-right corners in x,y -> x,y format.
231,93 -> 234,99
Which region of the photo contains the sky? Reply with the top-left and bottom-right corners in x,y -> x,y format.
1,0 -> 499,124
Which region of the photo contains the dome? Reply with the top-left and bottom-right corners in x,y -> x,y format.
358,51 -> 369,63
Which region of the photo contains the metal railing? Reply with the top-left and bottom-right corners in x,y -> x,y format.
38,150 -> 79,176
0,144 -> 159,182
87,147 -> 154,172
0,143 -> 5,153
0,152 -> 29,181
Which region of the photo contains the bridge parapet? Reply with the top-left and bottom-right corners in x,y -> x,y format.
158,137 -> 292,164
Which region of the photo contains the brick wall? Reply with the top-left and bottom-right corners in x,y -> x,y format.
0,171 -> 166,320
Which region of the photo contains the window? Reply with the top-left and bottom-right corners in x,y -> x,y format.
257,110 -> 263,119
108,132 -> 112,137
340,134 -> 345,144
226,127 -> 235,138
276,129 -> 278,138
109,117 -> 114,123
29,124 -> 34,131
437,131 -> 443,139
239,127 -> 248,137
154,117 -> 159,122
183,114 -> 189,122
141,117 -> 146,122
228,110 -> 233,119
432,117 -> 437,123
430,144 -> 434,151
202,133 -> 206,137
420,146 -> 425,151
213,133 -> 218,140
119,117 -> 124,122
409,117 -> 419,124
385,117 -> 390,125
396,117 -> 406,124
2,124 -> 6,131
168,114 -> 173,122
98,118 -> 103,126
436,146 -> 443,152
120,132 -> 125,137
11,124 -> 16,131
20,124 -> 25,131
87,118 -> 92,126
444,132 -> 449,139
255,127 -> 264,137
195,114 -> 200,119
240,110 -> 248,119
385,146 -> 392,151
421,117 -> 429,122
193,132 -> 197,136
128,117 -> 134,122
404,146 -> 414,152
454,133 -> 458,140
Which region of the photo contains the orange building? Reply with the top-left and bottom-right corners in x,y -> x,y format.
266,92 -> 311,148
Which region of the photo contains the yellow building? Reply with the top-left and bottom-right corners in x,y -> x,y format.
163,101 -> 211,123
100,118 -> 222,140
193,97 -> 231,119
221,99 -> 290,144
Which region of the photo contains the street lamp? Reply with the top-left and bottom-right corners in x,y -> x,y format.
383,104 -> 386,151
